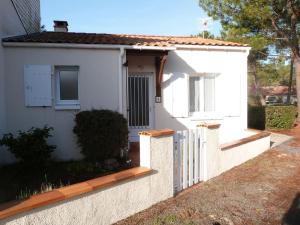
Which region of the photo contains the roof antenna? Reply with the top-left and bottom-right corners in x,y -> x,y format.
200,17 -> 212,38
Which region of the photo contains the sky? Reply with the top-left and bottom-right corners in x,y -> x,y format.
41,0 -> 221,36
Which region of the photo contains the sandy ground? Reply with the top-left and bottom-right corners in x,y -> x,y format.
115,126 -> 300,225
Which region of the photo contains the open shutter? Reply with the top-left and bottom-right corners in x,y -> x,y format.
171,73 -> 188,117
24,65 -> 52,107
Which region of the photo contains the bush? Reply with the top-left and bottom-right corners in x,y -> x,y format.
265,105 -> 297,130
73,109 -> 129,162
0,126 -> 55,165
248,105 -> 266,130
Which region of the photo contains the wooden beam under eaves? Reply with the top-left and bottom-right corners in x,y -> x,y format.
155,54 -> 168,99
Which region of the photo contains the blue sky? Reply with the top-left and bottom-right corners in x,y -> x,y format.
41,0 -> 221,36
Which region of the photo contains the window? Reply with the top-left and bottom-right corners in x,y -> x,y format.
189,74 -> 216,114
55,66 -> 79,108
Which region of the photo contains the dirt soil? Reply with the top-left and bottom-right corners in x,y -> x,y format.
115,126 -> 300,225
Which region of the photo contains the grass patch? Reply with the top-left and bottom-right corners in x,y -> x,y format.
0,160 -> 130,204
153,214 -> 196,225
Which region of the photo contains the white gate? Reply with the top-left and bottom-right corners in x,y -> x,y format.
173,128 -> 207,193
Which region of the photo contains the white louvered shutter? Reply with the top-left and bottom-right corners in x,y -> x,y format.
171,73 -> 189,117
24,65 -> 52,107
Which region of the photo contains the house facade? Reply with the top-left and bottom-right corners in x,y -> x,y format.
0,20 -> 250,164
0,0 -> 40,163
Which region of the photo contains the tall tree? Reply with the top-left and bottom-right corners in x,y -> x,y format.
199,0 -> 300,120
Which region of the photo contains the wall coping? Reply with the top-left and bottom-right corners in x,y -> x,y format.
139,129 -> 175,137
0,167 -> 152,220
197,123 -> 221,129
220,131 -> 271,151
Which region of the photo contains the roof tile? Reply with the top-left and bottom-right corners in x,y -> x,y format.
2,32 -> 248,47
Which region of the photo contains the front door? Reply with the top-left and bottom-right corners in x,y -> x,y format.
128,73 -> 154,142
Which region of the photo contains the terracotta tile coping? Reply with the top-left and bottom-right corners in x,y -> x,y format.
139,129 -> 175,137
0,167 -> 152,220
220,131 -> 271,151
197,123 -> 221,129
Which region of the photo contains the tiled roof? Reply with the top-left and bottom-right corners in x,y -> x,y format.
2,32 -> 248,47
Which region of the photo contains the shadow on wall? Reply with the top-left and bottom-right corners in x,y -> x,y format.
154,51 -> 200,131
282,193 -> 300,225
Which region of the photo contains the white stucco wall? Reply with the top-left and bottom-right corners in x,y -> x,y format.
205,128 -> 270,180
127,48 -> 249,140
2,47 -> 120,164
0,134 -> 174,225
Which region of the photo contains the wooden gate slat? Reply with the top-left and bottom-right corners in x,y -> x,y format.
188,129 -> 194,186
194,128 -> 199,183
174,127 -> 205,194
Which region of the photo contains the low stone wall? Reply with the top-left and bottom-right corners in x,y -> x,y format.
0,129 -> 174,225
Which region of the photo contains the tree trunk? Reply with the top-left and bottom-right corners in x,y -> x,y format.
295,56 -> 300,121
251,63 -> 265,106
287,57 -> 294,104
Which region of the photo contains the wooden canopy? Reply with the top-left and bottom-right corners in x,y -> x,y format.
126,50 -> 168,99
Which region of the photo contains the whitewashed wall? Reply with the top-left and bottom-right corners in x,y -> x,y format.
2,47 -> 120,164
159,49 -> 248,141
127,48 -> 249,140
205,127 -> 270,180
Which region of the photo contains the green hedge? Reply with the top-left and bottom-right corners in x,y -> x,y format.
73,109 -> 129,162
265,105 -> 297,130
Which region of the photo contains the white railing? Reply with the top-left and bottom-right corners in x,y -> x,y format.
173,128 -> 207,193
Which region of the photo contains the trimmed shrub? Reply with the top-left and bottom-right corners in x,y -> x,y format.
73,109 -> 129,162
248,105 -> 265,130
265,105 -> 297,130
0,126 -> 55,165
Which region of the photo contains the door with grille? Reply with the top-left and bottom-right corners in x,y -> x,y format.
128,73 -> 154,141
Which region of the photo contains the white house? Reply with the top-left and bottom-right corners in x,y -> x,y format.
0,19 -> 250,164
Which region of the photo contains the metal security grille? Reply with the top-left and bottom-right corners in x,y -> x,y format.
128,74 -> 150,128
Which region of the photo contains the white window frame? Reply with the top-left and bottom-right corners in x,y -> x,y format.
188,73 -> 217,117
55,66 -> 80,109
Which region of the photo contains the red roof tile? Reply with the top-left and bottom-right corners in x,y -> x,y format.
2,32 -> 248,47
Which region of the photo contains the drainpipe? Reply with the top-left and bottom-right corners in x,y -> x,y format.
118,47 -> 125,114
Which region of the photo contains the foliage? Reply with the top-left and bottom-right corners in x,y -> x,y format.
73,109 -> 129,162
199,0 -> 300,114
248,105 -> 266,130
193,31 -> 216,39
0,126 -> 55,165
256,57 -> 291,86
265,105 -> 297,129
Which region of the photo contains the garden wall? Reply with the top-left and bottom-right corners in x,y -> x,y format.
205,125 -> 271,180
0,130 -> 174,225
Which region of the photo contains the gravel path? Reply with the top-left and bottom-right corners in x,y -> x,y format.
115,128 -> 300,225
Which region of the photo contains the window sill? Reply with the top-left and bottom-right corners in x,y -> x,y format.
55,105 -> 80,110
189,113 -> 224,121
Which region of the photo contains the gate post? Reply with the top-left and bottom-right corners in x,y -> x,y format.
198,123 -> 221,181
139,129 -> 175,200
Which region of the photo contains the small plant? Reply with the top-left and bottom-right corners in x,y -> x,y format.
0,126 -> 55,165
73,109 -> 129,162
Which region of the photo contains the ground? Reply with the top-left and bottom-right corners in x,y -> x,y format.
115,126 -> 300,225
